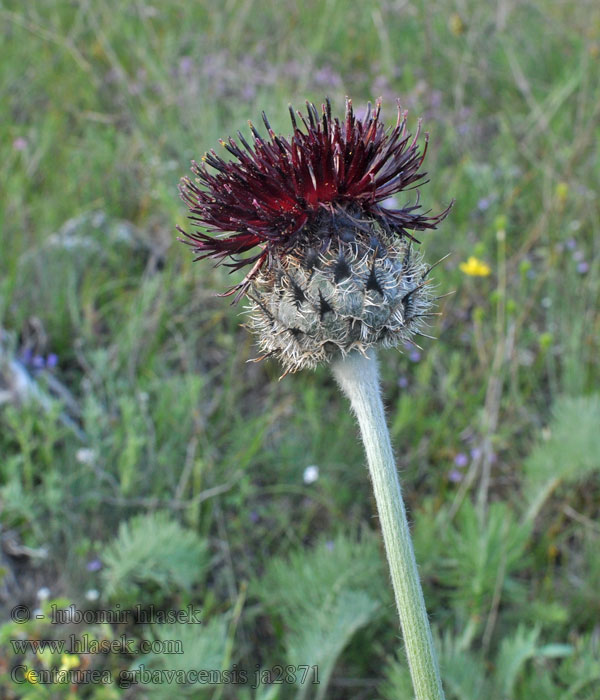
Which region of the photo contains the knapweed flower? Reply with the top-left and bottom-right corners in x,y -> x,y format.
459,256 -> 491,277
179,99 -> 452,373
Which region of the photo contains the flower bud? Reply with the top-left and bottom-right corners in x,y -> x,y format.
178,99 -> 451,373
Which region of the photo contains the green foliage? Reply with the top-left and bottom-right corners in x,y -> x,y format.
257,533 -> 383,697
524,395 -> 600,521
495,625 -> 545,697
0,476 -> 38,532
286,590 -> 378,699
101,511 -> 209,604
554,635 -> 600,700
433,629 -> 488,699
382,625 -> 577,700
141,614 -> 230,697
412,497 -> 532,631
443,500 -> 531,619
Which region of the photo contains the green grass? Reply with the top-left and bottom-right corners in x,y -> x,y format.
1,0 -> 599,698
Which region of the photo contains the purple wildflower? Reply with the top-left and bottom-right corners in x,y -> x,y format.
179,56 -> 193,76
454,452 -> 469,468
46,353 -> 58,369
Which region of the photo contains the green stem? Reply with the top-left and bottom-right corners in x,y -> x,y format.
333,350 -> 445,700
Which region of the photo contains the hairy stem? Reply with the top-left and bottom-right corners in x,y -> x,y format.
333,350 -> 445,700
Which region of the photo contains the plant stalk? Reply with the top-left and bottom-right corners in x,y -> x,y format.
333,349 -> 445,700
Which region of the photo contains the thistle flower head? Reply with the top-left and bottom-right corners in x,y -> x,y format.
178,99 -> 451,373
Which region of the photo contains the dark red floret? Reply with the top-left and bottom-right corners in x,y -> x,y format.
178,98 -> 451,299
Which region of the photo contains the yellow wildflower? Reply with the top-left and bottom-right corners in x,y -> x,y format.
449,13 -> 465,36
459,256 -> 491,277
555,182 -> 568,209
60,653 -> 80,672
25,669 -> 38,684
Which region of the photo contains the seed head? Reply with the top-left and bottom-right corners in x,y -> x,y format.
178,99 -> 451,373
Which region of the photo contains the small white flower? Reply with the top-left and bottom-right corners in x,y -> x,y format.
37,587 -> 51,601
76,448 -> 96,465
85,589 -> 100,602
303,465 -> 319,484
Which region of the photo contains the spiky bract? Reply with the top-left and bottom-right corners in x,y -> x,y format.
247,212 -> 435,374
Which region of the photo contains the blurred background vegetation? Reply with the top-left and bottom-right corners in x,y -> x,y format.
0,0 -> 599,698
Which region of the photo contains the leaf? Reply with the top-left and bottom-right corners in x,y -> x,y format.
524,395 -> 600,521
494,625 -> 540,697
286,589 -> 378,697
101,510 -> 208,604
257,532 -> 383,699
441,500 -> 531,620
137,614 -> 230,697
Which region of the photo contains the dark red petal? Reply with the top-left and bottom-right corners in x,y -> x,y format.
178,99 -> 452,297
